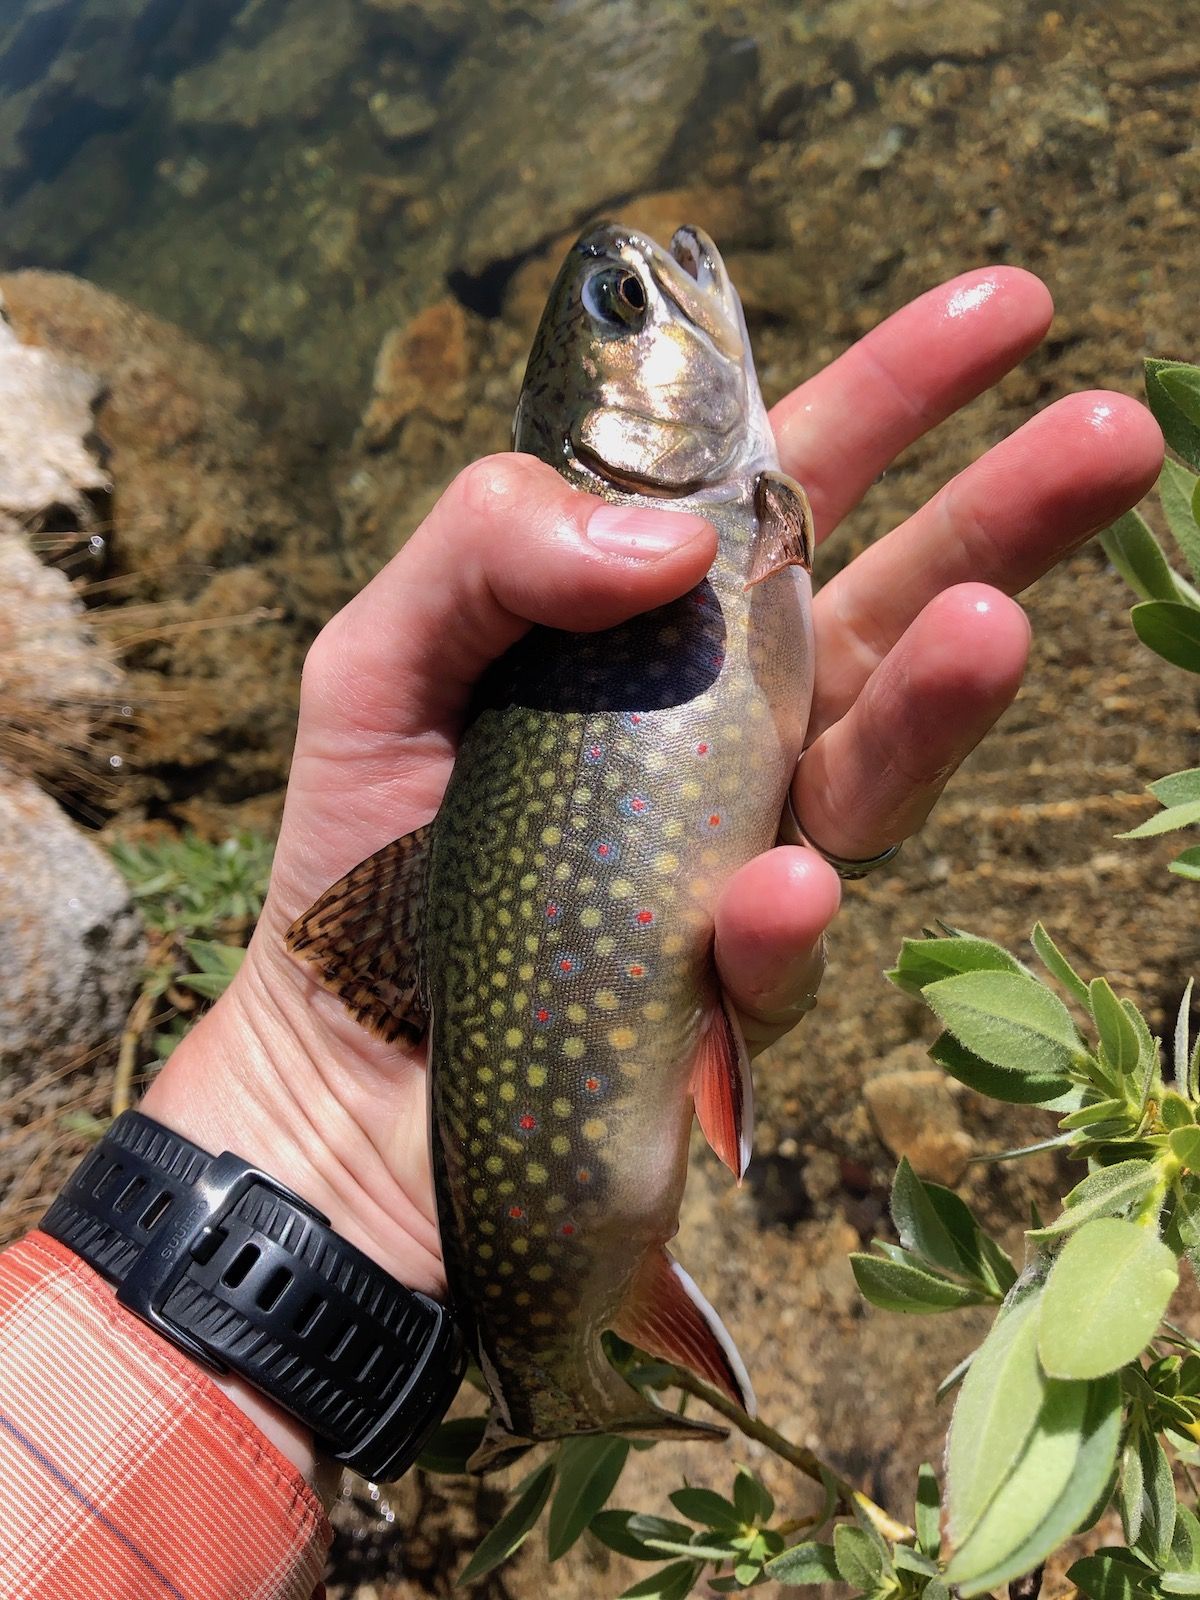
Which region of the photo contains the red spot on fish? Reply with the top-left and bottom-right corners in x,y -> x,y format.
636,909 -> 654,926
631,797 -> 647,813
696,742 -> 709,755
519,1113 -> 537,1131
508,1205 -> 524,1220
577,1167 -> 592,1184
545,902 -> 558,919
629,714 -> 642,725
597,843 -> 610,857
628,963 -> 645,978
560,1223 -> 575,1236
707,813 -> 721,828
559,956 -> 574,973
589,744 -> 603,759
536,1008 -> 550,1023
585,1077 -> 600,1093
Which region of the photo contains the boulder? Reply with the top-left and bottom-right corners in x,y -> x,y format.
863,1062 -> 974,1185
0,774 -> 144,1080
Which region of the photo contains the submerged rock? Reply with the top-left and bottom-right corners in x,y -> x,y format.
862,1058 -> 974,1185
0,774 -> 144,1081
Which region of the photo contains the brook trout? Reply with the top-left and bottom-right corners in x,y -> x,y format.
287,223 -> 815,1471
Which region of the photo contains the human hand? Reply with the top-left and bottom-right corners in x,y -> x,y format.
144,267 -> 1162,1319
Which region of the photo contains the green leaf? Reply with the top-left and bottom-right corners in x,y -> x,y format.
916,1462 -> 941,1558
1091,980 -> 1142,1081
1060,1097 -> 1131,1130
1070,1550 -> 1159,1600
643,1535 -> 741,1561
1029,1161 -> 1159,1240
929,1032 -> 1071,1105
887,934 -> 1025,996
924,970 -> 1084,1080
1159,365 -> 1200,430
1151,769 -> 1200,807
1148,358 -> 1200,473
850,1252 -> 991,1313
833,1524 -> 884,1589
894,1546 -> 939,1577
765,1541 -> 841,1585
1100,509 -> 1185,602
1039,1217 -> 1178,1379
1137,1428 -> 1177,1565
546,1436 -> 629,1559
1171,1128 -> 1200,1172
668,1487 -> 741,1531
416,1414 -> 487,1474
1171,848 -> 1200,881
1159,458 -> 1200,581
1164,1094 -> 1194,1131
619,1560 -> 703,1600
946,1372 -> 1121,1596
1032,923 -> 1092,1009
1122,796 -> 1200,839
1160,1578 -> 1200,1595
457,1459 -> 556,1585
1131,602 -> 1200,677
732,1467 -> 773,1526
591,1512 -> 697,1562
946,1293 -> 1046,1547
1176,983 -> 1196,1096
1120,1434 -> 1146,1545
890,1166 -> 1014,1292
1173,1505 -> 1200,1573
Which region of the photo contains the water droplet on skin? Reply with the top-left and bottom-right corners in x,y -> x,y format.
108,754 -> 123,769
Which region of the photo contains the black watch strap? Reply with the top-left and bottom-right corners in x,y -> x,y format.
40,1111 -> 465,1483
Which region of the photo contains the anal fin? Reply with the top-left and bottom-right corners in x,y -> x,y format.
746,469 -> 815,588
284,824 -> 433,1044
612,1248 -> 756,1417
691,997 -> 754,1181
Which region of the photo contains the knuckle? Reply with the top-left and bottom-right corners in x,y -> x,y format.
450,453 -> 535,523
299,617 -> 344,703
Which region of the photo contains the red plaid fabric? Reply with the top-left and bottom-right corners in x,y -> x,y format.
0,1230 -> 331,1598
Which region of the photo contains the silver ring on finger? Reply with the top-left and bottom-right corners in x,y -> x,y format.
780,791 -> 903,881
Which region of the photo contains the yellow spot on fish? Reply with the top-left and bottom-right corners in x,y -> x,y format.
471,1031 -> 488,1049
472,1187 -> 487,1204
527,1162 -> 548,1184
504,1028 -> 523,1048
609,878 -> 634,900
583,1118 -> 607,1142
479,1067 -> 495,1083
527,1064 -> 547,1088
596,934 -> 615,956
576,787 -> 592,805
595,989 -> 619,1010
485,1284 -> 503,1298
563,1037 -> 585,1059
567,1003 -> 587,1023
519,872 -> 537,890
492,971 -> 508,988
530,1264 -> 552,1281
643,1001 -> 668,1022
500,1059 -> 516,1074
546,1194 -> 567,1214
554,862 -> 571,882
681,780 -> 701,799
486,1156 -> 503,1175
663,934 -> 685,955
655,851 -> 679,873
498,1180 -> 514,1196
519,962 -> 535,981
602,771 -> 621,790
489,999 -> 505,1018
608,1026 -> 637,1050
531,1310 -> 554,1327
551,1135 -> 570,1155
525,936 -> 539,953
499,1136 -> 521,1154
578,876 -> 596,894
479,1220 -> 495,1236
478,1243 -> 494,1260
542,826 -> 562,846
515,1291 -> 531,1307
539,769 -> 555,787
552,1097 -> 571,1118
512,1236 -> 528,1255
663,818 -> 684,839
499,1082 -> 516,1102
580,907 -> 602,929
497,947 -> 513,965
498,1260 -> 514,1276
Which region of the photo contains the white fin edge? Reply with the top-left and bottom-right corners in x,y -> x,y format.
722,993 -> 755,1181
669,1254 -> 757,1419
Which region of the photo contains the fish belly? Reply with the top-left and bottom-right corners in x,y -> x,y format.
424,552 -> 811,1443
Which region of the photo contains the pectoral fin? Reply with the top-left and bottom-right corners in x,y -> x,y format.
746,469 -> 815,587
691,997 -> 754,1181
284,825 -> 432,1044
612,1247 -> 756,1416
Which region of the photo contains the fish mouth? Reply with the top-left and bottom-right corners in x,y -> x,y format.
651,225 -> 745,363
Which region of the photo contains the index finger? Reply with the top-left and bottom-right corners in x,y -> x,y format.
769,267 -> 1054,540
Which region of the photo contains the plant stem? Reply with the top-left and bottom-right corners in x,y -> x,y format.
663,1364 -> 914,1542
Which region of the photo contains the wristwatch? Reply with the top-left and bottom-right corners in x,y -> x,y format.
40,1111 -> 466,1482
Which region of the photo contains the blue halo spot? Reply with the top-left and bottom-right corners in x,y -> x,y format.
591,838 -> 620,865
619,793 -> 652,819
584,740 -> 606,764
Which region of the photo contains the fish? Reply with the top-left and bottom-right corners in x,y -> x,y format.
286,222 -> 815,1472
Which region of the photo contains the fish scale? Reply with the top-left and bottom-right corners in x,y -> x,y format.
287,222 -> 815,1470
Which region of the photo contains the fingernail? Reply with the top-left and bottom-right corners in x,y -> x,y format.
587,503 -> 712,558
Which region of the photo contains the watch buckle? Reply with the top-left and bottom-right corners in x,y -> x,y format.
115,1152 -> 331,1373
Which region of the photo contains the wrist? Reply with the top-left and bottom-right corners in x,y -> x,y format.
141,940 -> 443,1296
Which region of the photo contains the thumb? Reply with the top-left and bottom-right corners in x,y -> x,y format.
298,452 -> 717,752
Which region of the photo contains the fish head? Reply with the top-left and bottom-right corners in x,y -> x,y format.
514,222 -> 774,496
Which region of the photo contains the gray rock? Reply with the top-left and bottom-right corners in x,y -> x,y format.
0,774 -> 144,1081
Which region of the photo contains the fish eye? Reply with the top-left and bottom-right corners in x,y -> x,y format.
582,266 -> 647,330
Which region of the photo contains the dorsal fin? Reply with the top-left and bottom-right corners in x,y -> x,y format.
746,469 -> 815,588
284,825 -> 433,1044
